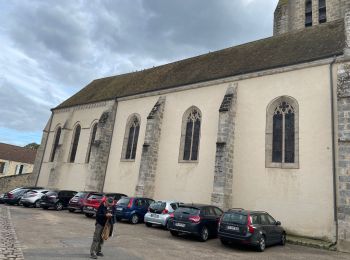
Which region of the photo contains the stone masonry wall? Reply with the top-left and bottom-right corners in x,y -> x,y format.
86,102 -> 118,192
337,63 -> 350,252
135,97 -> 166,198
274,1 -> 289,36
211,85 -> 238,211
0,173 -> 36,194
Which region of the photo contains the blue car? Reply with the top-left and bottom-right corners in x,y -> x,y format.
115,197 -> 154,224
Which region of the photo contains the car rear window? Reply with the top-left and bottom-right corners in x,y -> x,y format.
46,191 -> 58,196
150,201 -> 166,211
88,193 -> 103,200
75,192 -> 87,198
177,207 -> 200,215
222,212 -> 248,225
117,198 -> 131,205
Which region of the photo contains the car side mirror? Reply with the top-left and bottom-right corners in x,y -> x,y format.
276,221 -> 281,226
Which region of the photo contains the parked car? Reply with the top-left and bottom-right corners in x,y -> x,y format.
167,204 -> 223,242
3,188 -> 31,205
40,190 -> 77,210
68,191 -> 96,213
115,197 -> 154,224
218,209 -> 286,252
0,193 -> 4,204
144,200 -> 181,228
104,192 -> 127,202
82,192 -> 105,217
20,189 -> 49,208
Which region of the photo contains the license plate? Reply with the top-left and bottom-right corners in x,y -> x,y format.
226,226 -> 239,231
151,213 -> 159,218
116,207 -> 123,211
175,222 -> 185,228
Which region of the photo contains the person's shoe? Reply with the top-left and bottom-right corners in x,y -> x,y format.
90,254 -> 98,259
97,252 -> 104,257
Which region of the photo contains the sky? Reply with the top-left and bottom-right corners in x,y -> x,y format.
0,0 -> 278,146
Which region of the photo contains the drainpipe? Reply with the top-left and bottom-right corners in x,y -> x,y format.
329,56 -> 338,244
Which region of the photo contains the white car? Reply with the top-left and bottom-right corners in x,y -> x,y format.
144,200 -> 181,228
20,189 -> 49,208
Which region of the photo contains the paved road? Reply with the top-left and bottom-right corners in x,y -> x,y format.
4,205 -> 350,260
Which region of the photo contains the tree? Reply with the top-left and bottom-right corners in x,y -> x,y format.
24,143 -> 40,150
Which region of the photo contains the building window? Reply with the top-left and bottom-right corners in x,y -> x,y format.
121,115 -> 140,160
50,126 -> 61,162
305,0 -> 313,27
86,123 -> 98,163
266,96 -> 299,168
319,0 -> 327,23
15,164 -> 24,175
179,107 -> 202,162
0,162 -> 5,173
69,124 -> 81,163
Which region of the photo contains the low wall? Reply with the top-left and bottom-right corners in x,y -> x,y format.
0,173 -> 36,193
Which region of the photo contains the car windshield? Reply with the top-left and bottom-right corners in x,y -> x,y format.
117,198 -> 131,205
150,201 -> 166,211
177,207 -> 200,215
222,212 -> 247,225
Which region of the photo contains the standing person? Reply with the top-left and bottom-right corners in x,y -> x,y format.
90,196 -> 116,259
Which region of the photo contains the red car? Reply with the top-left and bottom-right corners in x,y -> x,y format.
83,192 -> 127,218
68,191 -> 96,213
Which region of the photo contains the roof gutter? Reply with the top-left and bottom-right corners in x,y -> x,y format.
329,56 -> 338,244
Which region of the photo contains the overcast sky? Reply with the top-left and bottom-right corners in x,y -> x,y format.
0,0 -> 278,146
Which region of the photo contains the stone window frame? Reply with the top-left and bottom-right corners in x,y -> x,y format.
85,120 -> 98,163
121,113 -> 141,162
68,122 -> 82,163
265,96 -> 299,169
178,106 -> 202,163
49,124 -> 62,162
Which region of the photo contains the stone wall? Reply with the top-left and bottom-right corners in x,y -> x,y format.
274,1 -> 289,35
211,85 -> 237,210
135,97 -> 166,198
0,173 -> 36,194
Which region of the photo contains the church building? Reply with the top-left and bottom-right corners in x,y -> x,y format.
32,0 -> 350,252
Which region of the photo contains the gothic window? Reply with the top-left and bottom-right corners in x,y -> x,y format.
319,0 -> 327,23
305,0 -> 313,27
69,124 -> 81,163
86,123 -> 98,163
266,97 -> 299,169
50,126 -> 61,162
122,115 -> 140,160
179,107 -> 202,162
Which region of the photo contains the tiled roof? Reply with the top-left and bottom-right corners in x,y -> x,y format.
56,19 -> 345,109
0,143 -> 37,164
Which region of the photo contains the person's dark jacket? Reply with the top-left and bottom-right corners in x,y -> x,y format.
96,203 -> 117,227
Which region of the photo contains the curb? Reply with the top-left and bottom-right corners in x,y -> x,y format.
287,235 -> 336,251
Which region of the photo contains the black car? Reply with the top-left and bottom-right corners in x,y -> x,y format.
218,209 -> 286,252
40,190 -> 77,210
167,204 -> 223,242
3,188 -> 30,205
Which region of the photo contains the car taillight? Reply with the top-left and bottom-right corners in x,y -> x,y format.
169,213 -> 174,218
247,214 -> 255,234
189,215 -> 201,223
127,198 -> 134,208
79,198 -> 84,203
162,209 -> 168,214
148,208 -> 151,212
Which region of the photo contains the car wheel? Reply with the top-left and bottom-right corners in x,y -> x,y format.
199,226 -> 209,242
68,209 -> 75,213
257,235 -> 266,252
85,213 -> 94,218
145,222 -> 152,227
55,202 -> 63,211
280,232 -> 286,246
130,214 -> 139,224
34,200 -> 41,208
170,230 -> 179,236
220,238 -> 230,246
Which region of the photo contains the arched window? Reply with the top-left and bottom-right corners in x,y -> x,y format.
305,0 -> 313,27
122,115 -> 140,160
86,123 -> 98,163
266,97 -> 299,168
50,126 -> 61,162
69,124 -> 81,163
179,107 -> 202,161
318,0 -> 327,23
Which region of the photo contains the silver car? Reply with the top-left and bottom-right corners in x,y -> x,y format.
20,189 -> 49,208
144,200 -> 181,228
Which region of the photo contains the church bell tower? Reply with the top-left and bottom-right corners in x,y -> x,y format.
273,0 -> 350,35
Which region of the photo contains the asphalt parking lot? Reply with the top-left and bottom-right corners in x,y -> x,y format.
3,205 -> 350,260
